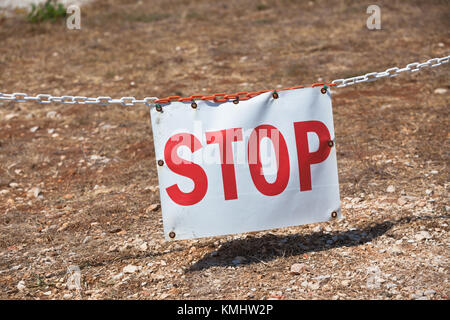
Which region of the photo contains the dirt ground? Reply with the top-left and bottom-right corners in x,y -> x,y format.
0,0 -> 449,300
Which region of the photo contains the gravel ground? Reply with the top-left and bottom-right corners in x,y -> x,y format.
0,0 -> 449,300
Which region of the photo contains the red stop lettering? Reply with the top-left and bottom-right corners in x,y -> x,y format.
293,121 -> 331,192
164,133 -> 208,206
248,125 -> 290,196
206,128 -> 243,200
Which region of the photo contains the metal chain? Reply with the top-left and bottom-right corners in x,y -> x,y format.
0,55 -> 448,106
0,93 -> 158,106
331,55 -> 449,88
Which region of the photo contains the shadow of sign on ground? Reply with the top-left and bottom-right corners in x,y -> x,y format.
187,214 -> 449,272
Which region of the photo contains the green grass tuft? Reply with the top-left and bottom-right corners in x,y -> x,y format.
27,0 -> 67,23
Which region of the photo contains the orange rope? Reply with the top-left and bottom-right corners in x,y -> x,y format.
154,82 -> 336,104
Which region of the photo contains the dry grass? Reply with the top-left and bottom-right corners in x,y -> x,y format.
0,0 -> 449,300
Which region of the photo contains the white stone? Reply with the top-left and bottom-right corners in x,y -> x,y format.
433,88 -> 447,94
46,111 -> 60,119
82,236 -> 92,244
415,231 -> 432,241
30,126 -> 39,133
123,265 -> 139,274
386,185 -> 396,193
139,242 -> 148,251
27,187 -> 41,198
290,263 -> 305,275
17,280 -> 26,291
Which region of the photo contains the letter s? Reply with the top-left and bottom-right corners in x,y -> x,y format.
164,133 -> 208,206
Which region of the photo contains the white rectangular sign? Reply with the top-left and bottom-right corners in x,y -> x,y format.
150,88 -> 340,240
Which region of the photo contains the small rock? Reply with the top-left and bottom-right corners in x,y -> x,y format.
424,289 -> 436,296
57,222 -> 69,232
232,256 -> 246,265
46,111 -> 60,119
389,246 -> 402,255
123,265 -> 139,274
416,200 -> 427,207
415,231 -> 432,241
139,242 -> 148,251
27,187 -> 41,198
341,280 -> 350,287
82,236 -> 92,244
145,185 -> 159,192
109,226 -> 122,233
145,203 -> 160,213
100,124 -> 115,130
112,272 -> 123,280
5,113 -> 18,121
425,189 -> 433,196
397,197 -> 408,206
386,185 -> 396,193
210,251 -> 218,257
433,88 -> 447,94
30,126 -> 39,133
43,291 -> 52,296
290,263 -> 306,275
63,293 -> 73,299
17,280 -> 26,291
9,182 -> 19,188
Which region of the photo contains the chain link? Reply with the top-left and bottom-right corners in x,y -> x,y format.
0,55 -> 448,106
0,92 -> 158,106
331,55 -> 449,88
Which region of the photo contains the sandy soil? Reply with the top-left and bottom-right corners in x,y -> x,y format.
0,0 -> 449,300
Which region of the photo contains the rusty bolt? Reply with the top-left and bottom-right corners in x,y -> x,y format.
169,231 -> 176,239
155,103 -> 163,112
191,102 -> 197,109
158,159 -> 164,166
321,87 -> 327,94
331,211 -> 338,219
272,91 -> 279,99
328,140 -> 334,147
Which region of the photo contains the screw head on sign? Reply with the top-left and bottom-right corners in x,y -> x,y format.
155,103 -> 163,112
321,86 -> 328,94
328,140 -> 334,147
233,98 -> 239,105
272,91 -> 279,99
169,231 -> 176,239
191,102 -> 197,109
158,159 -> 164,166
331,211 -> 338,219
